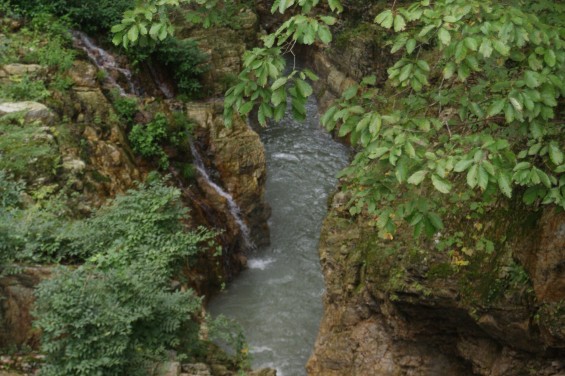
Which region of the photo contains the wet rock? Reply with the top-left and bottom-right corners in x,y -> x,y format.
187,101 -> 270,248
0,267 -> 52,349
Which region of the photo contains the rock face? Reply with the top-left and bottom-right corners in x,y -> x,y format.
0,267 -> 52,349
176,10 -> 258,97
306,193 -> 565,376
187,101 -> 270,248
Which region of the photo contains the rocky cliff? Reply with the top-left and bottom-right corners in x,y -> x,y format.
305,12 -> 565,375
0,16 -> 269,354
307,191 -> 565,375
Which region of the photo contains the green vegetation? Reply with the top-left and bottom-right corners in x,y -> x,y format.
32,180 -> 215,375
128,112 -> 193,169
154,37 -> 209,97
0,11 -> 76,100
0,115 -> 59,183
5,0 -> 132,33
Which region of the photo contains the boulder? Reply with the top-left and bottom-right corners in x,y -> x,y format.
0,101 -> 55,125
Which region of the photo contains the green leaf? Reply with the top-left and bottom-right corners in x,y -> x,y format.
479,39 -> 493,58
454,159 -> 473,172
524,71 -> 541,88
128,25 -> 139,43
408,170 -> 427,185
318,25 -> 332,44
406,39 -> 417,54
549,142 -> 564,165
320,16 -> 337,25
544,50 -> 556,67
498,173 -> 512,198
416,60 -> 430,72
394,15 -> 407,32
487,99 -> 506,117
431,174 -> 451,193
478,165 -> 489,191
493,40 -> 510,56
369,114 -> 382,135
342,85 -> 358,100
369,147 -> 389,159
427,212 -> 444,230
464,37 -> 478,51
239,101 -> 254,115
328,0 -> 343,13
467,164 -> 479,188
375,10 -> 393,29
443,62 -> 456,79
438,28 -> 451,45
271,77 -> 288,91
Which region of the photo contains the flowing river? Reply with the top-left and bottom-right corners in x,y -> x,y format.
208,96 -> 350,375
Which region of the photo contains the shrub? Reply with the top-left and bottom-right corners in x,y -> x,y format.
129,113 -> 169,168
0,75 -> 50,101
128,112 -> 193,169
154,38 -> 209,98
33,179 -> 216,375
7,0 -> 131,33
111,93 -> 138,125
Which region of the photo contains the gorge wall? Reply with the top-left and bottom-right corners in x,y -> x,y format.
0,14 -> 269,352
302,4 -> 565,375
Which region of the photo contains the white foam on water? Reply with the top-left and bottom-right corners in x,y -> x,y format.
247,258 -> 276,270
272,152 -> 300,162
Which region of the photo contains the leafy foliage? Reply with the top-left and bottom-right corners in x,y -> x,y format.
31,179 -> 216,375
145,0 -> 564,240
129,112 -> 192,169
154,37 -> 209,97
7,0 -> 132,33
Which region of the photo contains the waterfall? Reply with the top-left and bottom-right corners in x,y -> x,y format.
190,141 -> 255,251
71,30 -> 138,96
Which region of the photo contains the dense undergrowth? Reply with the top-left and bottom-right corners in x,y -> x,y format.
0,3 -> 247,374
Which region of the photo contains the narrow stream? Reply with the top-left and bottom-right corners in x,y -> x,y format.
208,96 -> 350,375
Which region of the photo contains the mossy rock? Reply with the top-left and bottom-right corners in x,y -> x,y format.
0,110 -> 59,185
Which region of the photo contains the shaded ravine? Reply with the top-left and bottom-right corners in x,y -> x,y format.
208,96 -> 349,375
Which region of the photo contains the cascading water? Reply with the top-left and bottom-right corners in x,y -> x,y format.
208,95 -> 350,375
71,30 -> 138,96
190,141 -> 255,250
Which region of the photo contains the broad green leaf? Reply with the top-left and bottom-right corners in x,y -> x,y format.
544,50 -> 556,67
239,101 -> 254,115
524,71 -> 541,88
408,170 -> 427,185
328,0 -> 343,13
478,165 -> 489,190
416,60 -> 430,72
375,10 -> 393,29
479,39 -> 493,58
427,212 -> 444,230
467,164 -> 479,188
318,25 -> 332,44
369,147 -> 389,159
487,99 -> 506,117
454,159 -> 473,172
128,25 -> 139,42
394,15 -> 407,32
431,174 -> 451,193
549,142 -> 564,165
271,77 -> 288,91
498,173 -> 512,198
438,28 -> 451,45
